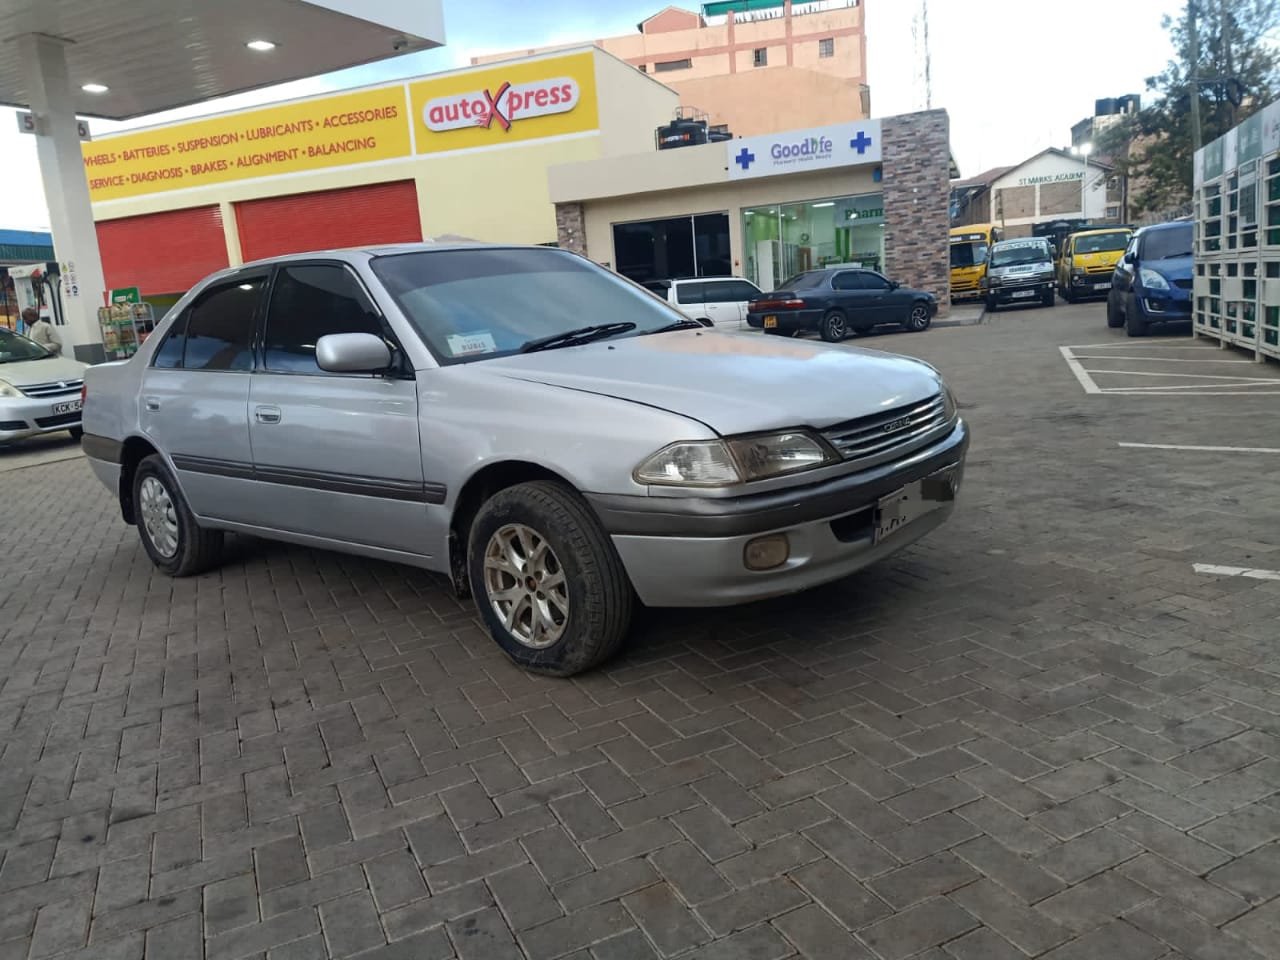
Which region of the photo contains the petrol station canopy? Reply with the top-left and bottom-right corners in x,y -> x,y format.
0,0 -> 446,120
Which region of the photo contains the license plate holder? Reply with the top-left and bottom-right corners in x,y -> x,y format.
874,468 -> 957,543
1093,282 -> 1111,291
1011,290 -> 1036,299
52,400 -> 82,415
764,315 -> 778,329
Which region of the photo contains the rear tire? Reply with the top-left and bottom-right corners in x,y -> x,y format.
1106,294 -> 1125,328
133,454 -> 223,577
468,481 -> 633,677
1125,295 -> 1148,337
820,310 -> 849,342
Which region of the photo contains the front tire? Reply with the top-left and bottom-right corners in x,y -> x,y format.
468,481 -> 633,676
905,302 -> 932,332
1041,290 -> 1055,307
133,454 -> 223,577
985,296 -> 997,313
820,310 -> 849,342
1106,293 -> 1125,328
68,426 -> 84,441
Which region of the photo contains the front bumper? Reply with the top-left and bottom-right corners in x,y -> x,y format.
1069,274 -> 1115,297
987,281 -> 1054,304
588,420 -> 968,607
1137,287 -> 1192,318
0,396 -> 82,443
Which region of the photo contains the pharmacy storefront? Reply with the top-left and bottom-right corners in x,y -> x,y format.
549,110 -> 952,305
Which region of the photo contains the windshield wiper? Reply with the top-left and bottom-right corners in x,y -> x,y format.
646,318 -> 708,334
519,322 -> 637,354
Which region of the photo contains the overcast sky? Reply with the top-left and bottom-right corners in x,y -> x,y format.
0,0 -> 1183,231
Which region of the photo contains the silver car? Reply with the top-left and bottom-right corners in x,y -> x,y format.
0,327 -> 87,444
82,244 -> 968,675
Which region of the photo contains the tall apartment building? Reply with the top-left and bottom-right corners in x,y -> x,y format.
472,0 -> 869,138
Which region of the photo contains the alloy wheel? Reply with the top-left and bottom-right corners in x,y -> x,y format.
483,523 -> 569,649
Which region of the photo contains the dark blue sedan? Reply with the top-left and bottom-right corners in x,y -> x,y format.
1107,221 -> 1193,336
747,267 -> 938,342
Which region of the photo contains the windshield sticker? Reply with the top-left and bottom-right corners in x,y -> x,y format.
996,240 -> 1045,250
446,332 -> 498,357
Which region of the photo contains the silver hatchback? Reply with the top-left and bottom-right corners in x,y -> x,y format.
82,244 -> 968,675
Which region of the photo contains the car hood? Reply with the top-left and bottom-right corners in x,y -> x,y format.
0,355 -> 87,388
1145,255 -> 1192,281
478,331 -> 942,436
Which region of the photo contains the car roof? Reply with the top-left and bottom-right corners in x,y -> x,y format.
1069,227 -> 1132,238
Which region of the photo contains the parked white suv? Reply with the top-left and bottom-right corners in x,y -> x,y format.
644,277 -> 763,327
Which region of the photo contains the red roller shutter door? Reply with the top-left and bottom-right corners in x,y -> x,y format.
236,181 -> 421,262
96,206 -> 229,296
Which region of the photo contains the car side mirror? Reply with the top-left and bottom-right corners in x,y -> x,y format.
889,280 -> 900,290
316,332 -> 392,373
1124,251 -> 1137,264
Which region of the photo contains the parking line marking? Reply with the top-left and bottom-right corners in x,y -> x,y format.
1059,346 -> 1101,394
1193,563 -> 1280,581
1069,338 -> 1199,348
1120,442 -> 1280,453
1083,369 -> 1279,382
1102,391 -> 1280,396
1071,355 -> 1255,363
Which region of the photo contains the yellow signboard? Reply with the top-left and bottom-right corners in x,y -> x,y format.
409,52 -> 599,155
83,86 -> 413,202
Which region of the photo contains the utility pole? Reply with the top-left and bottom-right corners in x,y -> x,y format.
1189,0 -> 1203,151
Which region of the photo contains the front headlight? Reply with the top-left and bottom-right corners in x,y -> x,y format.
727,432 -> 833,481
634,441 -> 740,486
1139,268 -> 1170,291
635,431 -> 835,486
0,379 -> 21,399
1071,268 -> 1085,279
987,276 -> 1001,287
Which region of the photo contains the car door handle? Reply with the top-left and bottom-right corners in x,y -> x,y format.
254,405 -> 282,425
144,396 -> 160,411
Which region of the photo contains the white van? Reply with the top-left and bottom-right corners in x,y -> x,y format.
644,277 -> 764,327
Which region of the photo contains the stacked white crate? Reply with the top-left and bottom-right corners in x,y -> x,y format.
1194,103 -> 1280,361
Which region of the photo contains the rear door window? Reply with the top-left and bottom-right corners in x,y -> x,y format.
151,313 -> 189,369
674,282 -> 706,305
180,277 -> 264,371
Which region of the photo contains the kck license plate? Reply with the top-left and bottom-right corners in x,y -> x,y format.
53,400 -> 82,415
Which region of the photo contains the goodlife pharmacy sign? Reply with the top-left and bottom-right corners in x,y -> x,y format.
727,120 -> 882,181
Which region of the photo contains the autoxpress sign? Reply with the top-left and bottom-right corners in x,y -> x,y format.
727,120 -> 882,181
410,52 -> 599,154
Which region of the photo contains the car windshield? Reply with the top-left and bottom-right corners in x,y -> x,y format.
1143,225 -> 1194,261
370,248 -> 686,364
779,272 -> 825,291
0,328 -> 52,363
989,244 -> 1049,268
1075,232 -> 1130,254
950,241 -> 988,268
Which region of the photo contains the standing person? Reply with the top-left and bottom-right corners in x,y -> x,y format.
22,307 -> 61,356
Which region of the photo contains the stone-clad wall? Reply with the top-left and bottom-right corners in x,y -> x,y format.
882,109 -> 951,313
555,202 -> 586,256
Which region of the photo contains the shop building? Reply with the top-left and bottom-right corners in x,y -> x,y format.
951,148 -> 1124,238
549,109 -> 953,307
474,0 -> 869,139
85,48 -> 677,304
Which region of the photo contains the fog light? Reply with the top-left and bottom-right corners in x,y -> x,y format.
744,534 -> 790,571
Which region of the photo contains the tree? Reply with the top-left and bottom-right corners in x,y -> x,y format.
1096,0 -> 1280,215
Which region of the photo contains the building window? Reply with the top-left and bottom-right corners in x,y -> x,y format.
638,64 -> 647,73
655,58 -> 692,73
741,194 -> 885,291
819,38 -> 835,57
753,48 -> 768,67
1106,205 -> 1121,219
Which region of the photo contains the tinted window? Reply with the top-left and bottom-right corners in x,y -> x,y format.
675,282 -> 706,305
151,312 -> 188,369
182,279 -> 262,371
711,280 -> 762,302
1141,225 -> 1193,261
858,273 -> 893,291
1074,232 -> 1130,254
264,265 -> 385,374
780,272 -> 826,291
832,272 -> 861,291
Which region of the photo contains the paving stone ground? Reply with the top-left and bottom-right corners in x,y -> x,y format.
2,302 -> 1280,960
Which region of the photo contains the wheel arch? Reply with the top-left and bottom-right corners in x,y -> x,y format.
118,435 -> 161,526
447,459 -> 581,599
